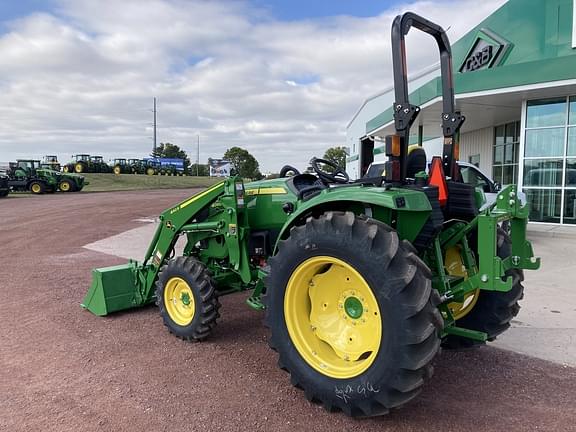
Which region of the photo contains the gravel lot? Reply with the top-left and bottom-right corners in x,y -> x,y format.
1,190 -> 575,432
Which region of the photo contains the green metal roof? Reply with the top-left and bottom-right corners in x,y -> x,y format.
367,0 -> 576,133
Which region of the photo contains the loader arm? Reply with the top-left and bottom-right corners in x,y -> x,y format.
82,179 -> 250,316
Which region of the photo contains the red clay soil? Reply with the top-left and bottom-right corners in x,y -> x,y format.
0,190 -> 575,432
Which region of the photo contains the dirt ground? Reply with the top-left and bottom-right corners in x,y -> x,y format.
1,190 -> 575,432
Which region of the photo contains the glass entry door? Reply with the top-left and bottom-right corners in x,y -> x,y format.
523,97 -> 576,224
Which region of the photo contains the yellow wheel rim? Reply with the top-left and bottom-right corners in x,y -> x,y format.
75,163 -> 83,173
147,168 -> 155,176
163,277 -> 195,326
114,166 -> 121,175
445,246 -> 480,320
60,182 -> 70,191
63,166 -> 69,173
284,256 -> 381,379
31,183 -> 41,193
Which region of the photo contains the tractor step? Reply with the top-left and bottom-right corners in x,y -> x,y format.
444,326 -> 487,342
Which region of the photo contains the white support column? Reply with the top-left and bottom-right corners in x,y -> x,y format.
518,99 -> 527,194
573,0 -> 576,48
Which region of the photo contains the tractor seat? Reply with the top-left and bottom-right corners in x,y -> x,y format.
407,145 -> 427,178
287,174 -> 327,200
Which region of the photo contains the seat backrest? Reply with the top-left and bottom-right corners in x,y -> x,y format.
406,145 -> 427,178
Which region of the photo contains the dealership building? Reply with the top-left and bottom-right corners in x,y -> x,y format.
346,0 -> 576,225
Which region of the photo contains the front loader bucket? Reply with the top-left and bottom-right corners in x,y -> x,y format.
81,263 -> 143,316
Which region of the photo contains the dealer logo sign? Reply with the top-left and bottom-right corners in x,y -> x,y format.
459,28 -> 512,73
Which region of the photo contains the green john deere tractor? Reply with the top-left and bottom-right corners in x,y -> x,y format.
39,161 -> 88,192
127,158 -> 144,174
112,158 -> 130,175
64,155 -> 111,174
82,13 -> 540,417
143,159 -> 161,176
7,159 -> 59,194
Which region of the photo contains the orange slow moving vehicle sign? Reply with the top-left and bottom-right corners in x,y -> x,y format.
429,156 -> 448,206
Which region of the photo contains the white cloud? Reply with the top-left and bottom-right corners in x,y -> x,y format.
0,0 -> 507,171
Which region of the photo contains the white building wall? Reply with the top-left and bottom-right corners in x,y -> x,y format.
459,126 -> 494,175
346,64 -> 441,178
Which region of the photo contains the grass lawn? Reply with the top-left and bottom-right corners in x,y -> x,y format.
82,173 -> 220,192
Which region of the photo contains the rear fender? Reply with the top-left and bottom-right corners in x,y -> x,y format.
273,186 -> 432,251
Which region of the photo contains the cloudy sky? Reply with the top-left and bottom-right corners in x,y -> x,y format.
0,0 -> 506,172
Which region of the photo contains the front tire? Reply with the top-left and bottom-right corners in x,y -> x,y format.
266,211 -> 442,417
59,179 -> 73,192
155,257 -> 220,341
74,162 -> 85,173
29,181 -> 45,194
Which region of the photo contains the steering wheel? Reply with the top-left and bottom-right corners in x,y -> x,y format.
279,165 -> 301,178
310,157 -> 349,184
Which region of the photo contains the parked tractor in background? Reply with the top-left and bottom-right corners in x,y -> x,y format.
127,158 -> 144,174
7,160 -> 58,194
63,155 -> 111,174
89,156 -> 112,173
0,173 -> 9,197
143,159 -> 161,176
42,155 -> 61,172
112,158 -> 131,175
83,13 -> 540,417
39,161 -> 88,192
63,154 -> 89,173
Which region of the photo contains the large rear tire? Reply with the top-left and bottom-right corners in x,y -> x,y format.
155,257 -> 220,341
443,228 -> 524,349
266,211 -> 442,417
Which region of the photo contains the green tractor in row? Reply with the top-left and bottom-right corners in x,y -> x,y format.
143,159 -> 163,176
6,160 -> 59,194
127,158 -> 144,174
83,13 -> 540,417
63,155 -> 111,174
39,161 -> 88,192
112,158 -> 131,175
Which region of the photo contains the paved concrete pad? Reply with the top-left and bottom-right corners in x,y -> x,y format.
492,228 -> 576,366
83,220 -> 576,366
83,220 -> 157,261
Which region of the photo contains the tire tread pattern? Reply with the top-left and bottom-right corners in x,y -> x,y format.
266,211 -> 442,417
155,256 -> 221,341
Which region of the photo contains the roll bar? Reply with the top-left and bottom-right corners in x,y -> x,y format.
389,12 -> 465,180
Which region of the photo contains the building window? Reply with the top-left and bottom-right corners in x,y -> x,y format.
493,121 -> 519,185
468,154 -> 480,167
523,96 -> 576,224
